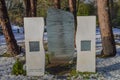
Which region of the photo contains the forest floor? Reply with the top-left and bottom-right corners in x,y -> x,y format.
0,27 -> 120,80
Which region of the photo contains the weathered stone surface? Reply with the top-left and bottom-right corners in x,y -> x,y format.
46,8 -> 75,62
76,16 -> 96,72
24,17 -> 45,76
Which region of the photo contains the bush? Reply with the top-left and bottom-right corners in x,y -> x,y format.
77,3 -> 95,16
45,53 -> 51,65
12,59 -> 26,75
70,70 -> 96,79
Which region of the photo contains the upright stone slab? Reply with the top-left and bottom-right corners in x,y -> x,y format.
76,16 -> 96,72
46,8 -> 75,63
24,17 -> 45,76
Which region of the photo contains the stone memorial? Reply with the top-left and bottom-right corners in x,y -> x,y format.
24,17 -> 45,76
46,8 -> 75,63
76,16 -> 96,72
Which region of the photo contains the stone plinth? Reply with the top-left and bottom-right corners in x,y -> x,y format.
76,16 -> 96,72
24,17 -> 45,76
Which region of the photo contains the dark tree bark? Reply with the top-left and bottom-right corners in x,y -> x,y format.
0,0 -> 20,55
24,0 -> 37,17
68,0 -> 77,47
109,0 -> 115,27
30,0 -> 37,17
97,0 -> 116,57
68,0 -> 77,26
54,0 -> 61,9
24,0 -> 31,17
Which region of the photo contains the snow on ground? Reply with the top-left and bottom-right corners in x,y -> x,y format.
0,26 -> 120,79
96,28 -> 120,79
0,25 -> 47,45
0,25 -> 24,45
96,43 -> 120,79
1,27 -> 120,46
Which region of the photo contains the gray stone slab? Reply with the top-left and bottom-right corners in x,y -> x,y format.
46,8 -> 75,62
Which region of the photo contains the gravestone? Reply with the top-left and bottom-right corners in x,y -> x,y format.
46,8 -> 75,63
76,16 -> 96,72
24,17 -> 45,76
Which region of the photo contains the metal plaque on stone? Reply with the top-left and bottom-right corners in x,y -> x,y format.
46,8 -> 75,63
29,41 -> 40,52
81,40 -> 91,51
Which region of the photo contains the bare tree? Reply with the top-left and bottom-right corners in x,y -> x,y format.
109,0 -> 115,27
30,0 -> 37,17
68,0 -> 77,25
97,0 -> 116,57
68,0 -> 77,47
54,0 -> 61,9
23,0 -> 37,17
23,0 -> 31,17
0,0 -> 20,55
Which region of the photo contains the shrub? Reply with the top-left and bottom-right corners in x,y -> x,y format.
45,53 -> 51,65
12,59 -> 26,75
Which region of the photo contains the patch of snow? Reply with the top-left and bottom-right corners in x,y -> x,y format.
113,28 -> 120,34
11,25 -> 24,33
0,27 -> 120,80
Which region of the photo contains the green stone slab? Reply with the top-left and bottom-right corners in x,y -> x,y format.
46,8 -> 75,62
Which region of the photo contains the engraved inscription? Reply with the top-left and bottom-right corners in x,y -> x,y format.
29,41 -> 40,52
46,8 -> 74,61
81,40 -> 91,51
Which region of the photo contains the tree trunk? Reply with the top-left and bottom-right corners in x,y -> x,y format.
24,0 -> 31,17
30,0 -> 37,17
0,0 -> 20,55
54,0 -> 61,9
24,0 -> 37,17
109,0 -> 115,27
68,0 -> 77,24
109,0 -> 114,18
68,0 -> 77,47
97,0 -> 116,57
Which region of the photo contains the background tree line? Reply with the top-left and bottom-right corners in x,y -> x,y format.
4,0 -> 120,28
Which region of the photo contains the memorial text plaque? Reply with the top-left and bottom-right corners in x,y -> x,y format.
81,40 -> 91,51
29,41 -> 40,52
